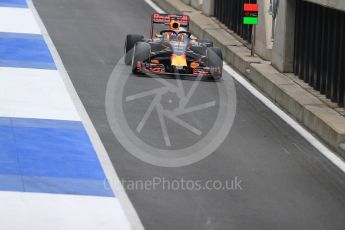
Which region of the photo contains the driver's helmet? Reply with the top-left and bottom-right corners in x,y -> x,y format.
165,20 -> 179,40
169,20 -> 180,30
168,21 -> 186,41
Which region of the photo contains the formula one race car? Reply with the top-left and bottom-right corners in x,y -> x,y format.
124,13 -> 223,80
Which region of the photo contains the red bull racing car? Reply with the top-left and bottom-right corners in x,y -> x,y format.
124,13 -> 223,80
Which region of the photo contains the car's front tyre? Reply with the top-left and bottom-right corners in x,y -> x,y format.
206,47 -> 223,80
124,34 -> 144,65
131,42 -> 151,74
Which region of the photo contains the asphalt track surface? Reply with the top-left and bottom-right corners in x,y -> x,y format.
33,0 -> 345,229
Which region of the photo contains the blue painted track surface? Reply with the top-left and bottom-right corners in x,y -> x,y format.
0,2 -> 114,198
0,33 -> 56,69
0,0 -> 27,8
0,117 -> 113,197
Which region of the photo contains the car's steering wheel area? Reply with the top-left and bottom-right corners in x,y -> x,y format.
160,30 -> 178,36
177,31 -> 191,38
160,30 -> 192,42
160,30 -> 191,37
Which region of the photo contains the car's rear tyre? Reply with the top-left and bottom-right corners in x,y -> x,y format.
125,34 -> 144,65
206,47 -> 223,80
131,42 -> 151,74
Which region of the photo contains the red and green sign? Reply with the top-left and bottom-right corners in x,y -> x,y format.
243,3 -> 259,25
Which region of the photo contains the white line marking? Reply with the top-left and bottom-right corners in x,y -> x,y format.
224,64 -> 345,173
144,0 -> 165,13
0,67 -> 80,121
144,0 -> 345,173
0,191 -> 131,230
27,0 -> 144,229
0,7 -> 41,34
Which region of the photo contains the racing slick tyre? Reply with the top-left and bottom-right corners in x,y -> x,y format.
131,42 -> 151,74
206,47 -> 223,80
125,34 -> 144,65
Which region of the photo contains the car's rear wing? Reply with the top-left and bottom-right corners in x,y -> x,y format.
150,13 -> 190,38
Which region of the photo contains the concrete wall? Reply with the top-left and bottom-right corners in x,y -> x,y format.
271,0 -> 296,72
190,0 -> 203,10
202,0 -> 214,16
197,0 -> 344,73
304,0 -> 345,11
181,0 -> 191,5
254,0 -> 273,61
